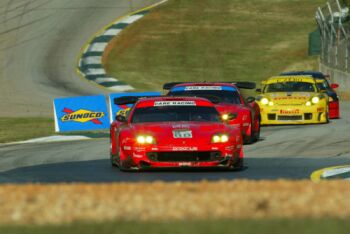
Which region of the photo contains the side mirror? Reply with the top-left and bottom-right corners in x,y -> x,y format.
330,83 -> 339,89
256,88 -> 262,94
116,114 -> 127,122
246,96 -> 256,103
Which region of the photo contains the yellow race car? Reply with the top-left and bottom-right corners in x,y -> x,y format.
256,76 -> 329,125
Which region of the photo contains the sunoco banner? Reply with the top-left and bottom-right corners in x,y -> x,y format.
109,92 -> 160,123
53,95 -> 109,132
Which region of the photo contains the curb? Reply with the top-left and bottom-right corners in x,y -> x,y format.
310,165 -> 350,182
77,0 -> 168,92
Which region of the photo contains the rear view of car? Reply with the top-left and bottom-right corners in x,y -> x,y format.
110,96 -> 244,171
256,76 -> 329,125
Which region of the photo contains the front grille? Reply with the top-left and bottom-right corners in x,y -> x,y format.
147,151 -> 222,162
304,113 -> 313,120
277,115 -> 302,121
268,114 -> 276,120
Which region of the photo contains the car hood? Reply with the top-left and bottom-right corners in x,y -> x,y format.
263,92 -> 315,105
128,122 -> 234,145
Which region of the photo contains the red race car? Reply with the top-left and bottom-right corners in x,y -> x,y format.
164,82 -> 260,143
110,96 -> 244,171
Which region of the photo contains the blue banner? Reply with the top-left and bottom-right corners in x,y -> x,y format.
109,92 -> 160,123
53,95 -> 110,132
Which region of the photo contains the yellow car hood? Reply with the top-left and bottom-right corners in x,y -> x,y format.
264,92 -> 315,105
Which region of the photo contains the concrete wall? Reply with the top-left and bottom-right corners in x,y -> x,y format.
320,63 -> 350,94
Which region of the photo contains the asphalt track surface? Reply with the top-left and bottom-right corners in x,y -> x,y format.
0,0 -> 349,183
1,102 -> 350,183
0,0 -> 158,117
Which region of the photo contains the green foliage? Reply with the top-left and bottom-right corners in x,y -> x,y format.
0,118 -> 54,143
105,0 -> 323,91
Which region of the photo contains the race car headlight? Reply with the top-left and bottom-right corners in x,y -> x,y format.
268,101 -> 274,106
222,113 -> 238,121
212,134 -> 229,143
305,101 -> 311,106
136,135 -> 155,144
261,98 -> 269,105
311,96 -> 320,104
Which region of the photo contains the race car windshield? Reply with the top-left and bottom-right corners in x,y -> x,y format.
168,90 -> 241,104
265,82 -> 316,93
131,106 -> 221,123
315,79 -> 330,91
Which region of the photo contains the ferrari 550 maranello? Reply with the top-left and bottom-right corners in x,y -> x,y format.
110,96 -> 244,171
164,82 -> 260,144
256,76 -> 329,125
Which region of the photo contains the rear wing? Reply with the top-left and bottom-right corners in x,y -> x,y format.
114,96 -> 160,105
163,82 -> 256,90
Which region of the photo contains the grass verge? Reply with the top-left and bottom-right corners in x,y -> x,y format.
104,0 -> 323,91
1,219 -> 350,234
0,118 -> 54,143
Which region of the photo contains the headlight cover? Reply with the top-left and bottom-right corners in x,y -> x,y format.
212,134 -> 229,143
261,98 -> 269,105
311,96 -> 320,104
136,135 -> 155,144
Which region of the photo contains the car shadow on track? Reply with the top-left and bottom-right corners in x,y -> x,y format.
0,157 -> 346,183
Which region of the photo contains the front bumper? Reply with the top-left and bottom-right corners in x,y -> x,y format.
120,144 -> 242,169
260,104 -> 328,125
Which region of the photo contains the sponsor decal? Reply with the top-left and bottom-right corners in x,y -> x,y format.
117,108 -> 130,117
280,109 -> 300,115
132,153 -> 143,158
123,146 -> 132,150
61,108 -> 104,124
173,130 -> 193,138
276,77 -> 306,83
184,86 -> 222,91
317,107 -> 325,112
154,101 -> 196,106
172,124 -> 190,129
172,146 -> 198,151
53,95 -> 109,132
179,162 -> 192,166
273,96 -> 308,100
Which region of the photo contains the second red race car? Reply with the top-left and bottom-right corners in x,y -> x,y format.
110,96 -> 244,171
164,82 -> 261,144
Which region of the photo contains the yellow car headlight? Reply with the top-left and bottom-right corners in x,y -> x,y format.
268,101 -> 274,106
212,134 -> 229,143
136,135 -> 155,144
261,98 -> 269,105
305,101 -> 311,106
311,96 -> 320,104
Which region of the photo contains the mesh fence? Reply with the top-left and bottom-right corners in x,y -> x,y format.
316,0 -> 350,72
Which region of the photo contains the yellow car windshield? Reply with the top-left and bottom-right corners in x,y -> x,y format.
265,82 -> 316,93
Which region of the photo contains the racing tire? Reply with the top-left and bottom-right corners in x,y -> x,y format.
244,119 -> 260,144
229,158 -> 244,171
110,153 -> 119,167
252,117 -> 261,142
